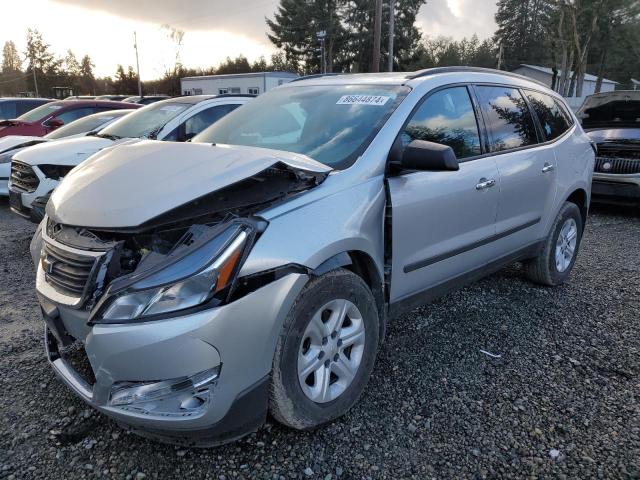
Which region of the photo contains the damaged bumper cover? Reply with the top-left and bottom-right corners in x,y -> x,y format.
41,272 -> 307,446
33,142 -> 331,445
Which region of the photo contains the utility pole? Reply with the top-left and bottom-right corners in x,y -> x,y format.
134,31 -> 142,97
32,67 -> 38,97
496,43 -> 504,70
316,30 -> 327,74
372,0 -> 382,72
387,0 -> 394,72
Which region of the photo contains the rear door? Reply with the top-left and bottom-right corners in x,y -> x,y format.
387,85 -> 500,303
474,85 -> 557,250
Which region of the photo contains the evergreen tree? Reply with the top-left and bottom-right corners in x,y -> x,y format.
267,0 -> 346,73
342,0 -> 425,72
2,41 -> 22,73
24,29 -> 56,95
79,55 -> 96,94
493,0 -> 554,70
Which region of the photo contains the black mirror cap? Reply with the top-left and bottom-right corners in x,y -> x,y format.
402,140 -> 459,171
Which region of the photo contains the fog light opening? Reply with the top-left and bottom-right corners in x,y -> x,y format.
108,365 -> 221,407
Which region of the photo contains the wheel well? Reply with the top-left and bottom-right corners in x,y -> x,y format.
342,251 -> 387,342
566,188 -> 588,228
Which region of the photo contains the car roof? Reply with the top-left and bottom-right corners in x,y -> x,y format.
285,67 -> 548,90
153,94 -> 255,105
0,97 -> 51,102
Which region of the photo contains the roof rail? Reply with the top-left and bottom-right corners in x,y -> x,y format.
289,73 -> 343,83
408,66 -> 547,87
213,93 -> 257,98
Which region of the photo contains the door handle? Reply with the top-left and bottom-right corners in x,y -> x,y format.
475,178 -> 496,190
542,163 -> 555,173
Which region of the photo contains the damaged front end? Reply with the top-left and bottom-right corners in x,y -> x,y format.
38,160 -> 327,323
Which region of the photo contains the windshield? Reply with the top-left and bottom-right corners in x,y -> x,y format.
192,84 -> 409,169
98,101 -> 189,139
44,110 -> 132,139
17,103 -> 65,122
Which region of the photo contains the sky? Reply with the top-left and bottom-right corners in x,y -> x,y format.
1,0 -> 498,80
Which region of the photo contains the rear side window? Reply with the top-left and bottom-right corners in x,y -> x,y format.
0,101 -> 17,119
525,91 -> 572,140
476,86 -> 538,152
401,86 -> 481,159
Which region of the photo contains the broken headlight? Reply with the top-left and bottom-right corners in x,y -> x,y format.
96,226 -> 250,323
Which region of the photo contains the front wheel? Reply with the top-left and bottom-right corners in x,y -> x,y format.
269,268 -> 379,430
524,202 -> 583,286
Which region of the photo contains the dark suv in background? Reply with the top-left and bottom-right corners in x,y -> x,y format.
0,98 -> 51,120
0,99 -> 138,138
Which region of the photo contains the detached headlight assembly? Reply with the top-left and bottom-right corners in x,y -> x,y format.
95,226 -> 251,323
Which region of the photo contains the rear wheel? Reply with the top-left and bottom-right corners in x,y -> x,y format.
524,202 -> 583,286
269,268 -> 379,429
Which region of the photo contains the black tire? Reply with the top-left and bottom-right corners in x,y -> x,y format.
524,202 -> 583,286
269,268 -> 380,430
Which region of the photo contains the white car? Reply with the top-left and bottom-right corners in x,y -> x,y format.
0,109 -> 133,197
8,95 -> 252,221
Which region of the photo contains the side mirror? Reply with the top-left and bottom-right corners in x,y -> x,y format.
44,118 -> 64,129
400,140 -> 459,171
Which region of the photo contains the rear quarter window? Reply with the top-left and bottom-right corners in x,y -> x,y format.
525,91 -> 572,141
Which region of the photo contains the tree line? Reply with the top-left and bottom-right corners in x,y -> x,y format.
1,0 -> 638,98
494,0 -> 640,95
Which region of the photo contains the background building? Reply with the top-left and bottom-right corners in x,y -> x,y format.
512,64 -> 617,109
180,71 -> 299,96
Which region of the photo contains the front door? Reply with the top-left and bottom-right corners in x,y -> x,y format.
387,86 -> 500,303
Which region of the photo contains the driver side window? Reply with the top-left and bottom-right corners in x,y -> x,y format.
402,86 -> 482,160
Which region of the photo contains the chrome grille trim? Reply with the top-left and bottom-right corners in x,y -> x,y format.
10,160 -> 40,192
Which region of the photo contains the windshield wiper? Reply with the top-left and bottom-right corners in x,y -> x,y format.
146,126 -> 164,140
93,133 -> 122,140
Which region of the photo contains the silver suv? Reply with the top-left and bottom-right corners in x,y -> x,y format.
31,67 -> 594,446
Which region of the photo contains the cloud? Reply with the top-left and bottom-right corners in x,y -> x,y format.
55,0 -> 498,44
416,0 -> 497,40
53,0 -> 280,44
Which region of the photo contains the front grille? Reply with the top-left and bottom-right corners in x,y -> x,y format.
42,241 -> 97,297
10,160 -> 40,192
595,156 -> 640,174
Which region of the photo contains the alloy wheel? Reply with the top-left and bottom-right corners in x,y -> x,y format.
555,218 -> 578,273
297,299 -> 366,403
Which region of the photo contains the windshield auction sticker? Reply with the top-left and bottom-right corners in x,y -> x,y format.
336,95 -> 390,106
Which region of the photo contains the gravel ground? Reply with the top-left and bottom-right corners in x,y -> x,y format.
0,197 -> 638,480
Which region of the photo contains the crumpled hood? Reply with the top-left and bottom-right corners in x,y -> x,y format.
0,135 -> 48,154
47,140 -> 331,228
11,135 -> 127,167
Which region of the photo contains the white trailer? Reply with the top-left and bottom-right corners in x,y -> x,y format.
180,72 -> 299,96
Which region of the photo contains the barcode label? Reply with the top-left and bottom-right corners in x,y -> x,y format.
336,95 -> 390,106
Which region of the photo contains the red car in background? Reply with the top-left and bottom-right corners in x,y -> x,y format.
0,100 -> 139,138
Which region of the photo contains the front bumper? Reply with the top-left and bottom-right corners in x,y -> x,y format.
0,161 -> 9,196
8,166 -> 59,220
592,172 -> 640,205
39,272 -> 308,446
